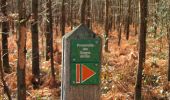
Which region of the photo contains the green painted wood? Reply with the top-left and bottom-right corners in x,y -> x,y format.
70,63 -> 100,85
71,39 -> 100,63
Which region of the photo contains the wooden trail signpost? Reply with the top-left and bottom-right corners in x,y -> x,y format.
62,24 -> 102,100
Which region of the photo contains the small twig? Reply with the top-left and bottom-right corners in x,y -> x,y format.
26,91 -> 33,97
4,72 -> 16,80
0,32 -> 13,35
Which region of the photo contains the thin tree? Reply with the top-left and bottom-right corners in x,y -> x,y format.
61,0 -> 66,36
70,0 -> 73,29
153,0 -> 159,38
134,0 -> 148,99
1,0 -> 11,73
104,0 -> 109,52
125,0 -> 132,40
47,0 -> 56,88
0,46 -> 11,100
118,0 -> 122,46
86,0 -> 91,28
46,0 -> 51,60
80,0 -> 87,24
111,0 -> 116,31
168,27 -> 170,81
31,0 -> 40,89
134,0 -> 138,35
17,0 -> 27,99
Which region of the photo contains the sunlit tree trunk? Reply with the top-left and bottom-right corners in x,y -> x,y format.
135,0 -> 148,99
17,0 -> 27,99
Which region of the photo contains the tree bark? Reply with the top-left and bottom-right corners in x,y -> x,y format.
118,0 -> 122,46
46,0 -> 51,60
135,0 -> 138,35
134,0 -> 148,99
153,0 -> 158,38
1,0 -> 11,73
0,47 -> 12,100
61,0 -> 66,36
168,27 -> 170,81
47,0 -> 56,88
125,0 -> 131,40
104,0 -> 109,52
86,0 -> 91,28
31,0 -> 40,89
80,0 -> 87,24
17,0 -> 27,99
70,0 -> 73,30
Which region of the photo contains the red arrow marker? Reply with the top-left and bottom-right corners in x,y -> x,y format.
76,64 -> 80,83
81,64 -> 96,83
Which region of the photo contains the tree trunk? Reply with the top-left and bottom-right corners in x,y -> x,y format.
86,0 -> 91,28
31,0 -> 40,89
1,0 -> 11,73
125,0 -> 131,40
48,0 -> 56,88
0,47 -> 12,100
17,0 -> 27,99
70,0 -> 73,30
134,0 -> 148,99
80,0 -> 87,24
46,0 -> 51,60
113,12 -> 116,31
168,27 -> 170,81
104,0 -> 109,52
90,0 -> 93,29
61,0 -> 66,36
153,0 -> 158,38
118,0 -> 122,46
135,0 -> 138,35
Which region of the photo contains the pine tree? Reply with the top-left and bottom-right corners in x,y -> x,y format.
31,0 -> 40,89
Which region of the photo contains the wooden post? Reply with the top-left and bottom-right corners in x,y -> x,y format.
62,24 -> 102,100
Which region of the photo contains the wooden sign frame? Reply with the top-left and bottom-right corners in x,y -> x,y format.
61,24 -> 102,100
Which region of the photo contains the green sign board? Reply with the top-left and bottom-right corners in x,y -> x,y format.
70,63 -> 99,85
62,25 -> 101,100
70,39 -> 101,85
71,39 -> 100,63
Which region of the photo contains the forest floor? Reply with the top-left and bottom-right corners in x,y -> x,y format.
0,24 -> 170,100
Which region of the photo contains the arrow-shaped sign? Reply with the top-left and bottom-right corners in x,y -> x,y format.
75,64 -> 96,83
72,63 -> 100,85
81,64 -> 96,83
